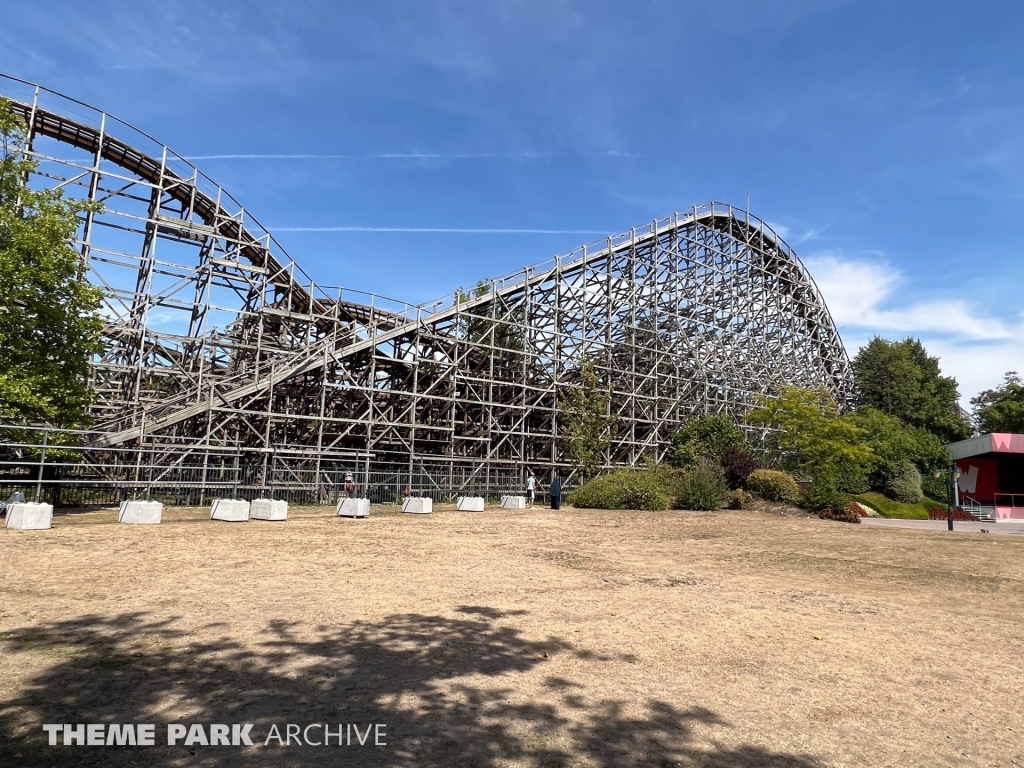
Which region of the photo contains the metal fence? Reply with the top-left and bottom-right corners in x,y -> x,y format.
0,426 -> 569,509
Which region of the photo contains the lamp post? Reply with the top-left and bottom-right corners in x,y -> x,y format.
936,464 -> 962,532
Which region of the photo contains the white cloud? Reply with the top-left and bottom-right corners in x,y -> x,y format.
804,253 -> 1024,403
768,221 -> 828,245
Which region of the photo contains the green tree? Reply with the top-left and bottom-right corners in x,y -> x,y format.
667,413 -> 748,469
0,99 -> 104,427
846,406 -> 949,493
746,386 -> 875,490
971,372 -> 1024,434
557,356 -> 617,478
853,336 -> 971,442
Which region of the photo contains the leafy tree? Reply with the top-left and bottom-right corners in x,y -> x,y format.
853,336 -> 970,442
0,99 -> 104,427
666,413 -> 748,469
845,406 -> 948,493
746,386 -> 875,491
557,356 -> 617,478
971,372 -> 1024,434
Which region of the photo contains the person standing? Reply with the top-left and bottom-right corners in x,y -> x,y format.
549,473 -> 562,510
526,471 -> 536,509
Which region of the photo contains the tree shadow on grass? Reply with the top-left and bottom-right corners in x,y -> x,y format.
0,608 -> 823,767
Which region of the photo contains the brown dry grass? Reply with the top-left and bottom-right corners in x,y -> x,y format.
1,503 -> 1022,768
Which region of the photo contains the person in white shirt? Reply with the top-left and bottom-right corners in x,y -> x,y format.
526,471 -> 536,509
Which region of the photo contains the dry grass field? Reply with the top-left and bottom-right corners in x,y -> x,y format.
1,503 -> 1022,768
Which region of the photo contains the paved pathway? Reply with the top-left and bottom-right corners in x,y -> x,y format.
860,518 -> 1024,537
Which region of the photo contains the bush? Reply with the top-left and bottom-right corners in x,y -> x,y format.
835,463 -> 871,495
726,489 -> 752,509
721,446 -> 759,489
853,491 -> 938,520
819,503 -> 862,524
920,473 -> 948,503
621,473 -> 671,510
886,460 -> 923,504
674,461 -> 728,510
568,470 -> 670,510
746,469 -> 799,503
667,414 -> 748,468
801,478 -> 850,512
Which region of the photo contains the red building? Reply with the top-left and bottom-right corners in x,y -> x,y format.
948,433 -> 1024,520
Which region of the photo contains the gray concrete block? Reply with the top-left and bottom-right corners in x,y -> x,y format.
402,497 -> 432,514
456,496 -> 485,512
337,498 -> 370,518
4,502 -> 53,530
251,498 -> 288,521
500,495 -> 527,509
210,499 -> 250,522
118,500 -> 163,524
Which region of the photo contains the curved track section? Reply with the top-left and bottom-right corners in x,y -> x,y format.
0,75 -> 852,491
0,74 -> 413,437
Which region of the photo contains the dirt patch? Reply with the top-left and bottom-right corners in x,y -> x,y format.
1,505 -> 1022,767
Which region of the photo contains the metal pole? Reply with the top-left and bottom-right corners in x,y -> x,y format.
145,438 -> 154,501
34,429 -> 48,503
947,465 -> 954,532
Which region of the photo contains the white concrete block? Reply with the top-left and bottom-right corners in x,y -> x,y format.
500,495 -> 527,509
251,498 -> 288,521
118,500 -> 163,524
402,497 -> 432,514
457,496 -> 485,512
211,499 -> 250,522
337,498 -> 370,518
4,502 -> 53,530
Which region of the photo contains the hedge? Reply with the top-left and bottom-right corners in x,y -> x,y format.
746,469 -> 800,503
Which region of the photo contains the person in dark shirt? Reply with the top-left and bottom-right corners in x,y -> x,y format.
549,473 -> 562,510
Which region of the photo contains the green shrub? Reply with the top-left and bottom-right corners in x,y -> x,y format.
920,473 -> 948,503
886,460 -> 923,504
667,414 -> 748,468
801,478 -> 850,512
621,473 -> 671,510
853,492 -> 938,520
835,463 -> 871,495
674,461 -> 728,510
746,469 -> 799,503
726,489 -> 752,509
568,470 -> 670,510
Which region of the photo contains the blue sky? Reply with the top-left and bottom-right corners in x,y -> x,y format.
2,0 -> 1023,403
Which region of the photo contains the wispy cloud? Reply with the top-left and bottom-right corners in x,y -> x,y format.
806,254 -> 1013,340
805,253 -> 1024,401
186,151 -> 636,161
272,226 -> 605,234
768,221 -> 828,244
186,154 -> 349,160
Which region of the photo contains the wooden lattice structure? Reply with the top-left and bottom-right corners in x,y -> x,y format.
0,74 -> 852,498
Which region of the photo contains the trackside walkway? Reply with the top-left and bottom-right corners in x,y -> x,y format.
860,518 -> 1024,537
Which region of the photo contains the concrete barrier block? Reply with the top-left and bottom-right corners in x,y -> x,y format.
4,502 -> 53,530
118,500 -> 163,524
251,498 -> 288,521
211,499 -> 250,522
402,497 -> 432,515
337,498 -> 370,518
457,496 -> 485,512
500,495 -> 527,509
